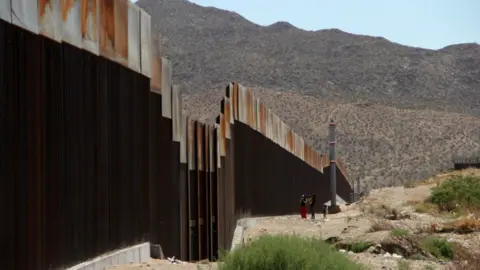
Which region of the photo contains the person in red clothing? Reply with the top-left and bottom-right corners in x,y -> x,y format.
300,194 -> 307,219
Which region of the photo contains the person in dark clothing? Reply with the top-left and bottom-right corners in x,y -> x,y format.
308,193 -> 316,220
300,194 -> 307,219
322,204 -> 328,219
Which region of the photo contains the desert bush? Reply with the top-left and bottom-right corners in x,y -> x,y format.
369,219 -> 394,232
219,235 -> 365,270
420,236 -> 453,260
391,228 -> 410,237
414,203 -> 437,214
349,241 -> 374,253
429,175 -> 480,211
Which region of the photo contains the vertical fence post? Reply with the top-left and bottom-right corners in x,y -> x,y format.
357,177 -> 361,201
329,119 -> 337,208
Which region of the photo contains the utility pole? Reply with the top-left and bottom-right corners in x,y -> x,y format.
329,119 -> 337,208
357,176 -> 361,201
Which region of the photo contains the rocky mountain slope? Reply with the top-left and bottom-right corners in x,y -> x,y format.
137,0 -> 480,189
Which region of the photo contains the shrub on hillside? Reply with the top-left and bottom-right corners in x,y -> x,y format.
429,175 -> 480,211
219,235 -> 365,270
420,236 -> 453,260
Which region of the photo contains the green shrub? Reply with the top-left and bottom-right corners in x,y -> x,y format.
391,228 -> 410,237
429,175 -> 480,211
219,235 -> 365,270
420,236 -> 453,260
349,241 -> 374,253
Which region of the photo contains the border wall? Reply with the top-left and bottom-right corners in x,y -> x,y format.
0,1 -> 352,269
453,158 -> 480,170
0,1 -> 151,269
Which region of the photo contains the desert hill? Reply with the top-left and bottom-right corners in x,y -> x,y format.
137,0 -> 480,189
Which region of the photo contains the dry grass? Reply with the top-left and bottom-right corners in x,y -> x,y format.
413,203 -> 438,214
445,218 -> 480,234
368,219 -> 394,232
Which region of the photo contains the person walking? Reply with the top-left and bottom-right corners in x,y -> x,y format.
322,204 -> 328,219
300,194 -> 307,219
308,193 -> 316,220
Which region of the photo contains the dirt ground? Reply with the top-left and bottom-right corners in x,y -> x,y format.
107,259 -> 218,270
110,169 -> 480,270
240,185 -> 446,270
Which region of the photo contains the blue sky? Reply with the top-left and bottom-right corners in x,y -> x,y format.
134,0 -> 479,50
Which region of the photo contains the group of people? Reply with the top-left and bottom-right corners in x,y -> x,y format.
300,193 -> 317,219
300,193 -> 329,220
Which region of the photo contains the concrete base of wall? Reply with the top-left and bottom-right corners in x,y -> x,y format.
150,244 -> 164,259
230,218 -> 258,252
230,222 -> 246,251
66,242 -> 150,270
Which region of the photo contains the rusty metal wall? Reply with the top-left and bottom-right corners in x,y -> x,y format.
99,0 -> 115,59
196,122 -> 207,259
212,82 -> 352,254
38,0 -> 62,42
215,119 -> 225,257
1,3 -> 353,266
0,19 -> 151,269
149,55 -> 180,259
208,125 -> 218,261
187,118 -> 199,261
114,0 -> 128,66
231,120 -> 352,215
179,115 -> 189,261
204,125 -> 211,260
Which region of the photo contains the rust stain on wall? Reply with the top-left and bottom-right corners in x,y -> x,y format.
287,129 -> 294,153
81,0 -> 99,54
245,88 -> 252,127
150,48 -> 161,93
188,118 -> 196,170
197,122 -> 204,171
61,0 -> 82,48
39,0 -> 62,41
258,101 -> 266,135
228,86 -> 235,124
216,125 -> 222,168
99,0 -> 115,58
114,0 -> 128,65
209,126 -> 215,172
219,115 -> 226,157
233,83 -> 239,120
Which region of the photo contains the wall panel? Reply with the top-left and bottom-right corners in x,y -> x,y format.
81,0 -> 99,55
61,0 -> 82,48
127,2 -> 140,72
38,0 -> 62,41
12,0 -> 39,34
0,0 -> 11,22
